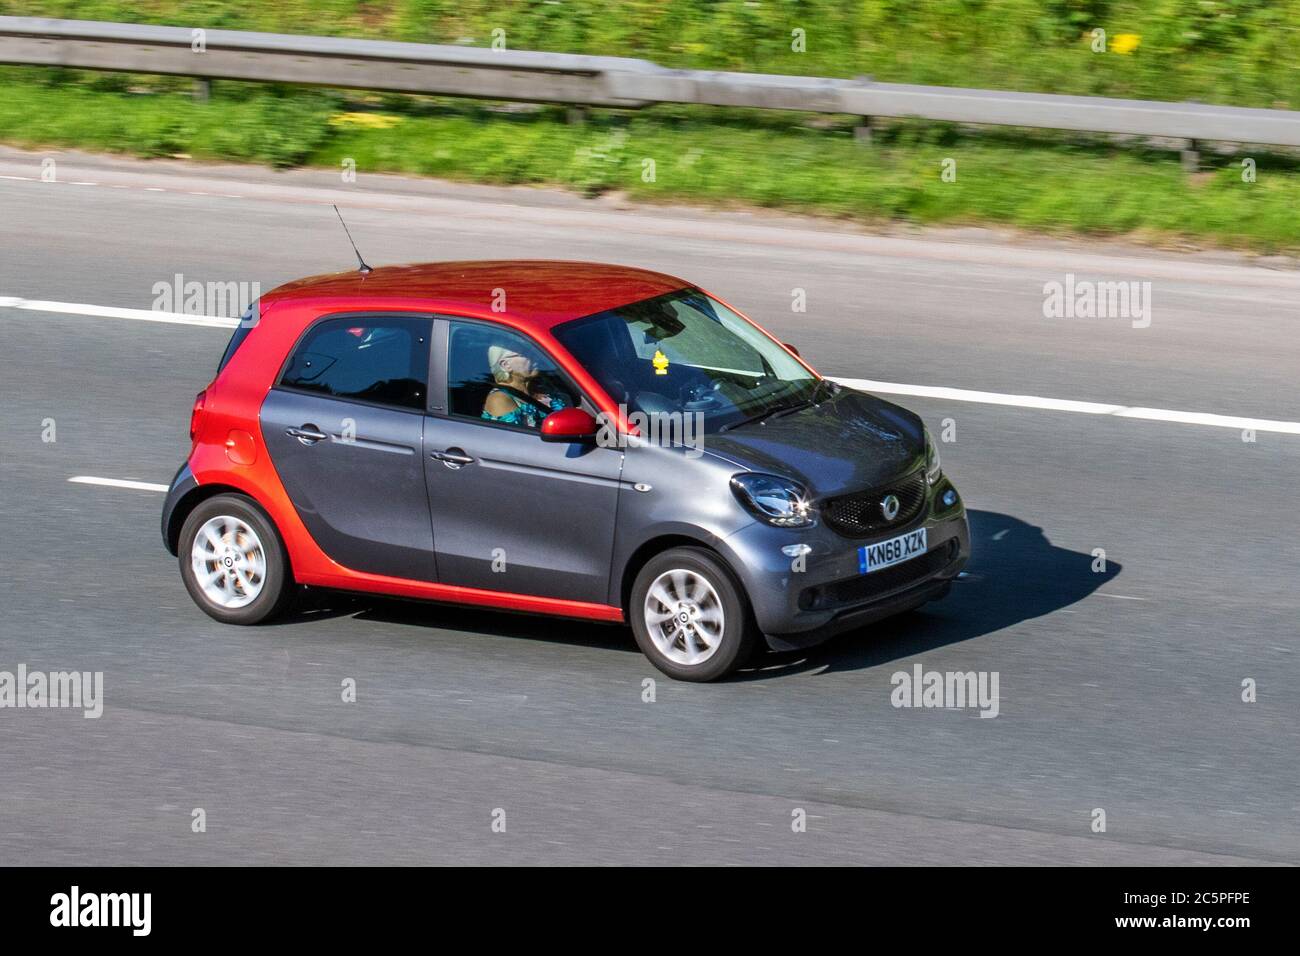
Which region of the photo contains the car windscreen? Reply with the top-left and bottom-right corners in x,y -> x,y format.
552,289 -> 817,434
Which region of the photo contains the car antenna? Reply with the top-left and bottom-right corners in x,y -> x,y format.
332,204 -> 372,275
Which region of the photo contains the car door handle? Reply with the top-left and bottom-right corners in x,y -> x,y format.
431,448 -> 475,468
286,424 -> 329,444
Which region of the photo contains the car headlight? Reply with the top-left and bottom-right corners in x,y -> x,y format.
925,428 -> 942,485
731,473 -> 816,527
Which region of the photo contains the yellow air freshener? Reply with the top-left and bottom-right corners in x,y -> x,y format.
652,349 -> 670,375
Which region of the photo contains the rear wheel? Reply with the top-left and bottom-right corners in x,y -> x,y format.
630,547 -> 757,682
179,494 -> 294,624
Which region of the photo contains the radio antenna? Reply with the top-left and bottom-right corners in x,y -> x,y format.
332,204 -> 372,274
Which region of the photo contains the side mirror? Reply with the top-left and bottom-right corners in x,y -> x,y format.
783,342 -> 801,357
541,407 -> 599,443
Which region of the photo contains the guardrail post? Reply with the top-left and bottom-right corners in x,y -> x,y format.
1181,138 -> 1200,173
193,78 -> 210,102
852,76 -> 873,144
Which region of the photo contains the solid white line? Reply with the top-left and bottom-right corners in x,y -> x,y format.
0,297 -> 238,329
834,377 -> 1300,436
68,476 -> 168,493
1,297 -> 1294,436
1111,405 -> 1300,432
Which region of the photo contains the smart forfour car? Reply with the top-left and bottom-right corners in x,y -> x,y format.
162,261 -> 970,681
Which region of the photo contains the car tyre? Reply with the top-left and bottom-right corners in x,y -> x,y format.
179,493 -> 295,625
630,546 -> 757,682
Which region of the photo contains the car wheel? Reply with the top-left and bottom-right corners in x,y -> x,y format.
179,493 -> 295,625
630,546 -> 757,682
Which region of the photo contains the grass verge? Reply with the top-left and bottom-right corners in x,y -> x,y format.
1,73 -> 1297,253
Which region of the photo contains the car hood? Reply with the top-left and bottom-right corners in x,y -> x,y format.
702,385 -> 925,499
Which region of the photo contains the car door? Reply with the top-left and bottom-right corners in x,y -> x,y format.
423,318 -> 623,603
260,313 -> 437,581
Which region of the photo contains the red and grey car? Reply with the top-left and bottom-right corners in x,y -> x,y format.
163,261 -> 969,680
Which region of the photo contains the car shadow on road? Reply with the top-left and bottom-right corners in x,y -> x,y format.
742,509 -> 1120,680
284,583 -> 640,653
276,509 -> 1117,676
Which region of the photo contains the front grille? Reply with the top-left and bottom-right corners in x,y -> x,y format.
799,539 -> 957,611
822,468 -> 927,537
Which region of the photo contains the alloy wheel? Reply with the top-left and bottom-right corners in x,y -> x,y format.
642,569 -> 725,666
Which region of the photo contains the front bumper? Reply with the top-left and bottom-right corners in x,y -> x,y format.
721,477 -> 970,651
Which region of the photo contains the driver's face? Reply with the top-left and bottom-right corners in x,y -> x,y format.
500,351 -> 536,379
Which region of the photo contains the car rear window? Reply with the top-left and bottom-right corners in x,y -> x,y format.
217,304 -> 258,373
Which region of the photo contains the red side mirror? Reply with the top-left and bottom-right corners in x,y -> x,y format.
783,342 -> 801,357
541,407 -> 599,443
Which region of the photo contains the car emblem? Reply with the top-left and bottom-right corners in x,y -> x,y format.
880,494 -> 901,521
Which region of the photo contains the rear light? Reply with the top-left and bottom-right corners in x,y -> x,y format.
190,389 -> 207,441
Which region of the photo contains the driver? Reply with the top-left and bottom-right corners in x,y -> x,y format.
482,344 -> 569,429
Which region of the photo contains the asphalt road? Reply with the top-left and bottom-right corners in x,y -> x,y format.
1,146 -> 1297,865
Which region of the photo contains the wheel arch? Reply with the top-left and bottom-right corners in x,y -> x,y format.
617,533 -> 744,617
166,483 -> 277,556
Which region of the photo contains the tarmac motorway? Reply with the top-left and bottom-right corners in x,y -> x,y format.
1,147 -> 1297,864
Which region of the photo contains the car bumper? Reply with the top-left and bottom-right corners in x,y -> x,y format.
721,478 -> 970,651
160,463 -> 198,555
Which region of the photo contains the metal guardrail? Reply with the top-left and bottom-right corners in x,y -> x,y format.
3,16 -> 1299,147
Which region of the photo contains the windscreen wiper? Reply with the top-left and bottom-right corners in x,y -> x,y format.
720,397 -> 804,432
724,380 -> 834,431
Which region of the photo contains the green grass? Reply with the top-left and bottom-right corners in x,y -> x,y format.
1,74 -> 1296,252
5,0 -> 1299,108
1,2 -> 1297,250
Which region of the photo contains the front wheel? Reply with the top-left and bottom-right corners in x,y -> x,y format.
179,494 -> 295,624
629,547 -> 757,682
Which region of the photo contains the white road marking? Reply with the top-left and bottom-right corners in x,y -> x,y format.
0,296 -> 239,329
834,378 -> 1300,436
0,296 -> 1294,436
68,476 -> 169,492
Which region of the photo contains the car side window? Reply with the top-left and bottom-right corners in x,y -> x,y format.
446,322 -> 579,431
280,316 -> 431,411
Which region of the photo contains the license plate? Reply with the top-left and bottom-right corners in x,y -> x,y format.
858,528 -> 927,574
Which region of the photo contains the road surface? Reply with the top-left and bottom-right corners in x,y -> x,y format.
1,147 -> 1297,864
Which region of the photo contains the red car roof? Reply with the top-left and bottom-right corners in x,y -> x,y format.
261,260 -> 690,330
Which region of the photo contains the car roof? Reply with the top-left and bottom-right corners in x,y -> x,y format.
261,260 -> 691,330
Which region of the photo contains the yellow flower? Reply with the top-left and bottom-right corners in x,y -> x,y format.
1111,33 -> 1141,55
328,112 -> 403,130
